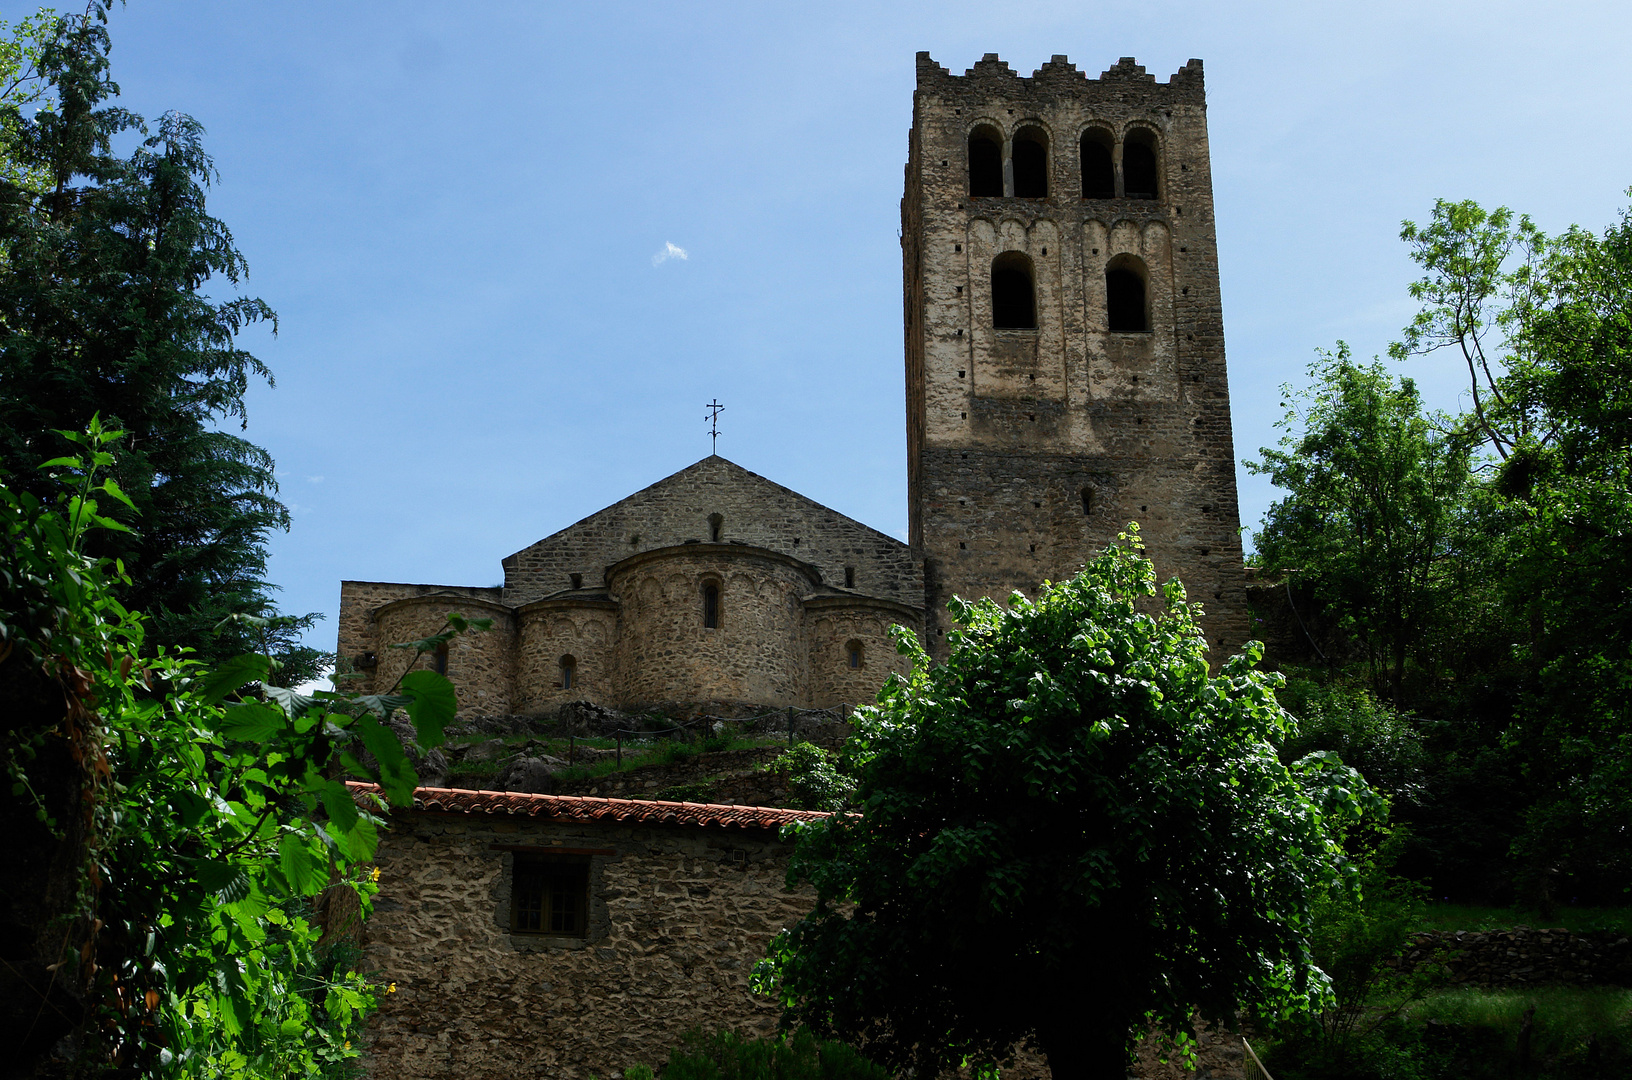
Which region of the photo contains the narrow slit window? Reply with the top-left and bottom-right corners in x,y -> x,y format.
844,566 -> 856,588
432,642 -> 448,676
991,252 -> 1036,329
1080,487 -> 1093,515
569,572 -> 583,590
708,513 -> 723,543
559,654 -> 576,691
702,582 -> 720,629
968,128 -> 1002,197
846,640 -> 863,670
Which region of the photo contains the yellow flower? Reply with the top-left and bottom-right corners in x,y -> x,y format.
370,867 -> 381,882
344,1041 -> 351,1050
388,982 -> 397,994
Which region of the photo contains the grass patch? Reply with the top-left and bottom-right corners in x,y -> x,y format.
1415,903 -> 1632,935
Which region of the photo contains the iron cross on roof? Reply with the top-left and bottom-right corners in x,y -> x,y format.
705,399 -> 724,455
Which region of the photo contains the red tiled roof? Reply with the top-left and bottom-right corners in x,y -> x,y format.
345,781 -> 829,830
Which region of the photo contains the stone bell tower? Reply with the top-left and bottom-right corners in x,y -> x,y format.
902,52 -> 1249,655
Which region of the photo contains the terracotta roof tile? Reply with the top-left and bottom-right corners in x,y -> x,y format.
345,781 -> 829,830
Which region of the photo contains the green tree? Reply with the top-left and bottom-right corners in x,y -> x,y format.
0,3 -> 320,676
755,531 -> 1380,1080
1391,196 -> 1632,908
2,422 -> 478,1077
0,7 -> 58,193
1248,348 -> 1473,702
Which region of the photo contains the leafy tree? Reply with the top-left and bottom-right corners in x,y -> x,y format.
0,7 -> 57,193
1248,348 -> 1474,702
755,531 -> 1381,1080
1,422 -> 480,1076
0,3 -> 320,676
1389,196 -> 1632,908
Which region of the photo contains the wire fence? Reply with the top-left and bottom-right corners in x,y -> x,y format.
555,705 -> 854,766
1241,1038 -> 1275,1080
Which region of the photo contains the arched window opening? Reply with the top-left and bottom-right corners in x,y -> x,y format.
968,127 -> 1002,197
1080,486 -> 1093,516
844,566 -> 856,588
1123,132 -> 1159,200
1012,128 -> 1048,198
433,642 -> 448,676
991,252 -> 1036,330
846,640 -> 863,670
1106,257 -> 1149,332
1080,130 -> 1114,198
708,513 -> 723,543
559,655 -> 576,691
701,581 -> 721,629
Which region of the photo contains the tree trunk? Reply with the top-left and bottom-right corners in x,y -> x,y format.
0,650 -> 95,1077
1036,1015 -> 1130,1080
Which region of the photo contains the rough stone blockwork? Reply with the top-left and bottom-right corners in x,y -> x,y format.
903,52 -> 1249,657
363,806 -> 813,1080
1395,927 -> 1632,988
362,791 -> 1246,1080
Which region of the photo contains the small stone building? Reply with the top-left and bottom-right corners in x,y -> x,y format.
359,783 -> 824,1080
339,456 -> 925,717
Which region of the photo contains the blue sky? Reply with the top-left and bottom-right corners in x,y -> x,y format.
80,0 -> 1632,658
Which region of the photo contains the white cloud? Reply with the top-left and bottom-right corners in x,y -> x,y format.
307,475 -> 325,483
651,241 -> 688,267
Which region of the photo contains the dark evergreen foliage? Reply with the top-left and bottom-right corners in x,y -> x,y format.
0,5 -> 321,676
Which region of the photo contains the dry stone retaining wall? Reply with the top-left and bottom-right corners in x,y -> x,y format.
1395,927 -> 1632,988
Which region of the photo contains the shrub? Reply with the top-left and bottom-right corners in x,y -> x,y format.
767,742 -> 854,812
660,1029 -> 889,1080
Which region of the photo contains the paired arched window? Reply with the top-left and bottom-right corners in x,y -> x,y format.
968,127 -> 1003,197
968,124 -> 1048,199
991,252 -> 1036,329
1123,130 -> 1159,200
559,654 -> 576,690
1076,127 -> 1160,200
701,580 -> 721,629
1011,128 -> 1048,198
1106,255 -> 1149,332
1080,129 -> 1115,199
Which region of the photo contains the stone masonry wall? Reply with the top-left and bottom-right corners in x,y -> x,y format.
373,597 -> 514,717
501,456 -> 924,611
609,547 -> 815,710
1394,927 -> 1632,988
364,810 -> 811,1080
337,581 -> 507,696
513,600 -> 620,715
804,599 -> 917,708
903,54 -> 1248,659
366,805 -> 1245,1080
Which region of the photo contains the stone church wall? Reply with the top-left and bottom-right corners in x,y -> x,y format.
500,457 -> 924,610
372,595 -> 515,716
363,809 -> 811,1080
513,599 -> 619,713
608,547 -> 816,710
804,598 -> 917,708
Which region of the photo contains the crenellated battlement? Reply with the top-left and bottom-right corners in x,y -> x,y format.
915,51 -> 1205,100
